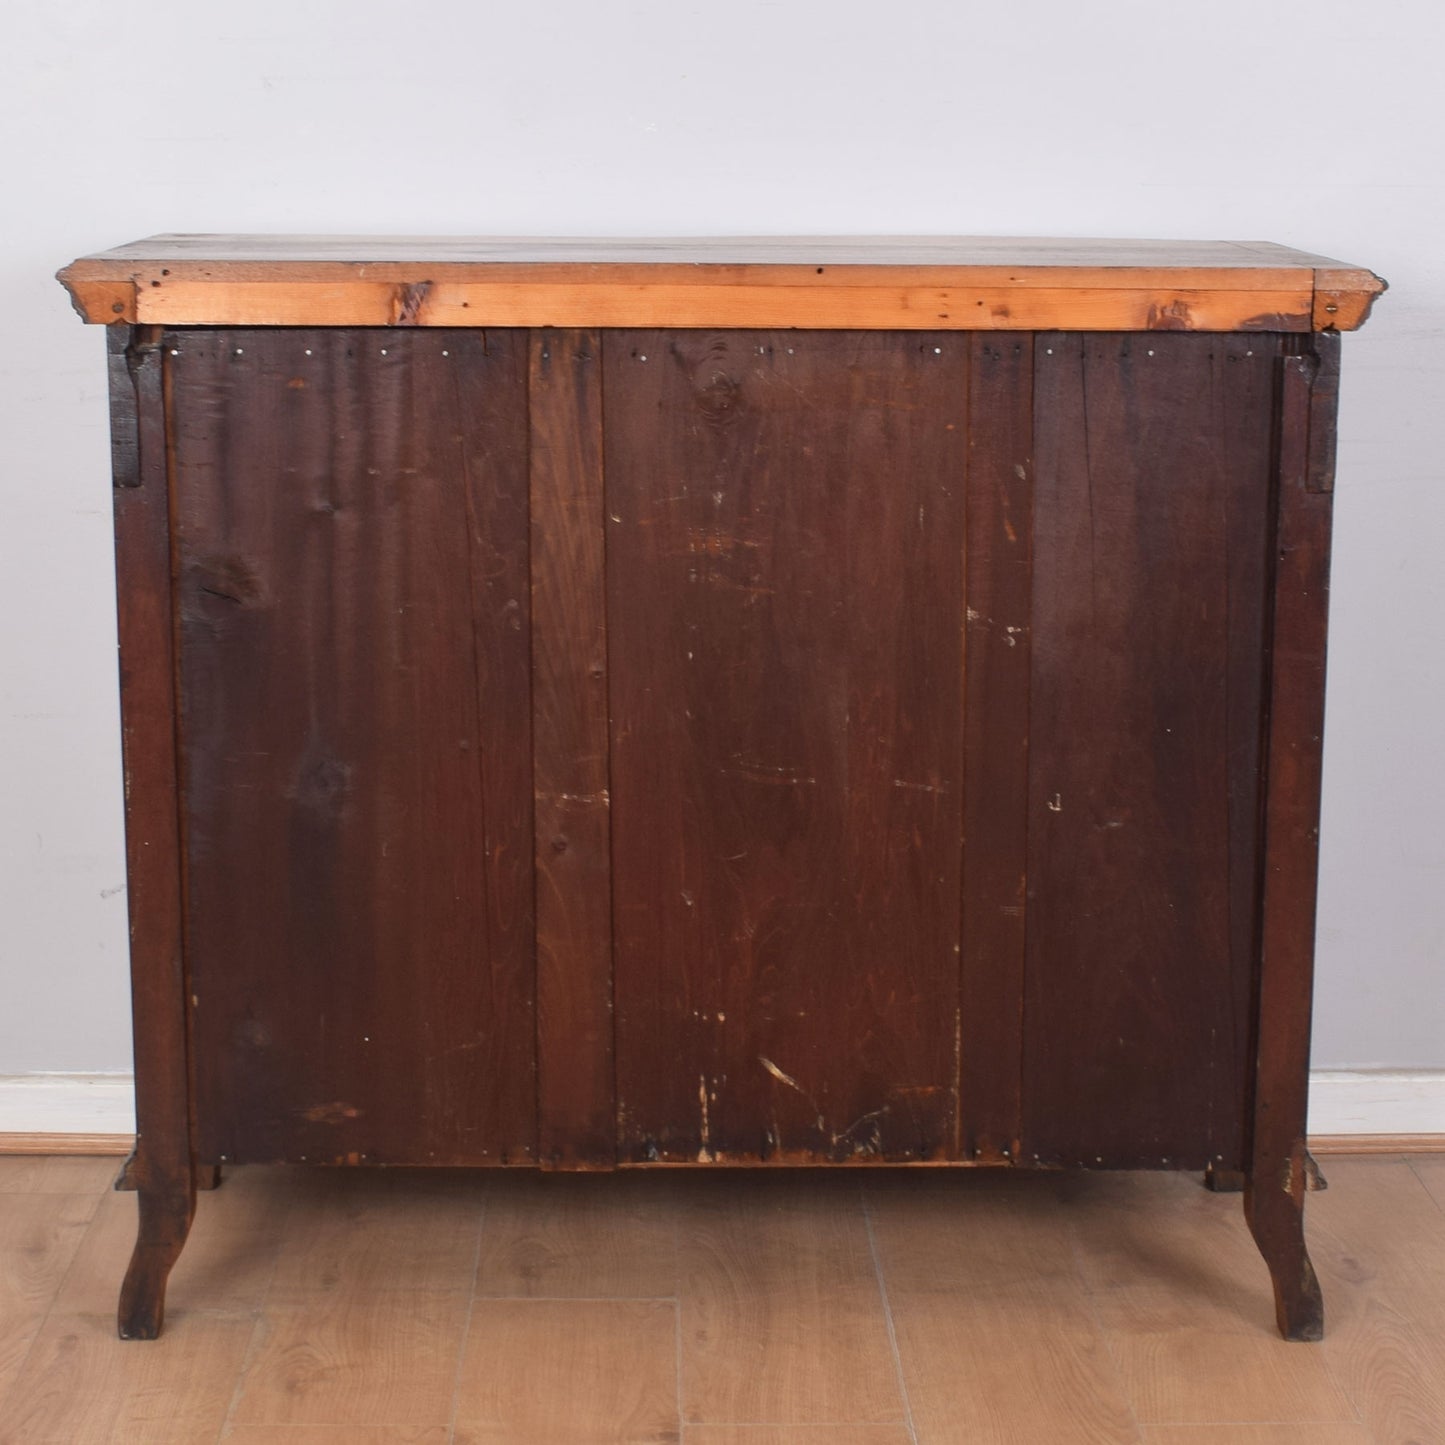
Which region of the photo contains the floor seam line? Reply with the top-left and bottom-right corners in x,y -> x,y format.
444,1184 -> 490,1444
861,1182 -> 921,1445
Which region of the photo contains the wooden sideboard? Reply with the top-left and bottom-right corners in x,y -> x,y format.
58,236 -> 1384,1341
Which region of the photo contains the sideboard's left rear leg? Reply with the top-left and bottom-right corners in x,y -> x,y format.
109,324 -> 198,1339
1245,334 -> 1340,1343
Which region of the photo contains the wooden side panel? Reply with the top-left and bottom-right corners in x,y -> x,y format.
530,330 -> 616,1168
1023,332 -> 1278,1169
959,337 -> 1034,1162
109,323 -> 198,1333
606,330 -> 967,1164
1244,332 -> 1340,1339
174,328 -> 535,1166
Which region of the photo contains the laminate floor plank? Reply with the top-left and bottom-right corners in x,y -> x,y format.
1138,1429 -> 1373,1443
452,1298 -> 679,1444
476,1170 -> 678,1298
1407,1152 -> 1445,1212
675,1174 -> 906,1427
266,1167 -> 486,1299
1064,1170 -> 1356,1426
0,1193 -> 98,1406
866,1172 -> 1140,1443
224,1429 -> 451,1442
0,1156 -> 121,1194
227,1288 -> 472,1428
1310,1157 -> 1445,1445
3,1155 -> 1445,1440
684,1430 -> 915,1443
0,1310 -> 254,1445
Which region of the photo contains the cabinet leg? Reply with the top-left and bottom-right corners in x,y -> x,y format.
118,1177 -> 195,1340
1244,1167 -> 1323,1342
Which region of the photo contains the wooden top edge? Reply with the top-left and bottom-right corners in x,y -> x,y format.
57,235 -> 1385,331
63,232 -> 1373,270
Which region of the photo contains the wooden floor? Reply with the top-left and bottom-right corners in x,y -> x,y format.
0,1156 -> 1442,1443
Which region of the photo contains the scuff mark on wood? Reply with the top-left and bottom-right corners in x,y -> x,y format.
300,1101 -> 362,1125
759,1056 -> 803,1092
391,280 -> 432,325
698,1073 -> 713,1162
1146,298 -> 1194,330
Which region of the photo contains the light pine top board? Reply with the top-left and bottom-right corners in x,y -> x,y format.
58,235 -> 1385,332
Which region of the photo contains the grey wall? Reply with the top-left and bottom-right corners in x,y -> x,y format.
2,0 -> 1440,1073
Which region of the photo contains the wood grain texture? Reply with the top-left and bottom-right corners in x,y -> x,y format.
475,1171 -> 677,1298
226,1429 -> 451,1444
111,280 -> 1318,335
1313,1157 -> 1445,1445
452,1299 -> 679,1444
0,1194 -> 97,1407
58,235 -> 1385,332
7,1158 -> 1445,1436
0,1311 -> 255,1444
685,1431 -> 914,1444
1314,1134 -> 1445,1155
1409,1153 -> 1445,1202
606,330 -> 967,1165
959,335 -> 1033,1163
1244,334 -> 1340,1341
866,1171 -> 1140,1444
0,1155 -> 123,1191
893,1288 -> 1141,1444
266,1169 -> 485,1299
0,1135 -> 133,1157
1139,1427 -> 1370,1443
675,1174 -> 905,1425
1022,332 -> 1278,1170
62,233 -> 1370,265
529,329 -> 616,1169
1066,1171 -> 1353,1423
1313,266 -> 1387,330
229,1288 -> 472,1427
171,329 -> 535,1168
108,323 -> 198,1340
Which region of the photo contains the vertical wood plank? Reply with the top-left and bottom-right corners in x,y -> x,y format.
108,323 -> 197,1336
530,329 -> 616,1168
1220,339 -> 1279,1170
606,330 -> 967,1164
1023,332 -> 1277,1169
959,335 -> 1033,1163
174,329 -> 535,1167
1244,332 -> 1339,1340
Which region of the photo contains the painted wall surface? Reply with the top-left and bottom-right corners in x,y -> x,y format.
1,0 -> 1440,1074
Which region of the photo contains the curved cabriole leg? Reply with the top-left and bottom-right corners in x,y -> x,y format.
118,1176 -> 195,1340
1244,1151 -> 1323,1342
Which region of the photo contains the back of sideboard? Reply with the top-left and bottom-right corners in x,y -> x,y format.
146,325 -> 1313,1175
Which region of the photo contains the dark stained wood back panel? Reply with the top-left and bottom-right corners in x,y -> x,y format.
173,329 -> 535,1166
959,337 -> 1034,1163
1022,331 -> 1278,1169
605,330 -> 968,1163
530,330 -> 616,1168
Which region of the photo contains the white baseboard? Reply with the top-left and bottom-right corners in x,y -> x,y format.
0,1074 -> 135,1138
1306,1070 -> 1445,1137
0,1070 -> 1441,1146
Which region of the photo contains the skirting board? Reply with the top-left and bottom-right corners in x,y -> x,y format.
1,1071 -> 1443,1155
